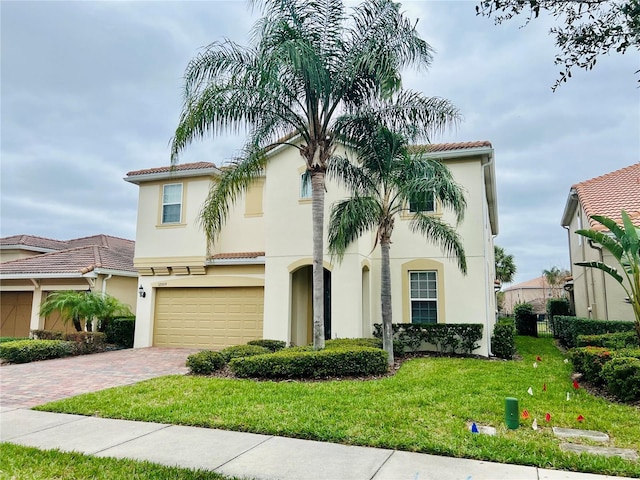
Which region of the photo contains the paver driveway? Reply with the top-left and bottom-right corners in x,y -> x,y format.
0,347 -> 196,408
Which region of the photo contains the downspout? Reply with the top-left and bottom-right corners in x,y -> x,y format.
101,274 -> 113,297
588,240 -> 608,320
481,152 -> 495,356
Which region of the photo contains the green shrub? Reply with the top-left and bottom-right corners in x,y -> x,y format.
220,344 -> 270,362
326,338 -> 403,357
105,317 -> 135,348
569,347 -> 640,385
229,346 -> 388,379
247,339 -> 287,352
491,318 -> 516,359
0,339 -> 74,364
0,337 -> 29,343
602,357 -> 640,402
372,323 -> 483,355
64,332 -> 107,355
514,303 -> 537,337
186,350 -> 226,375
30,330 -> 64,340
569,347 -> 615,385
576,331 -> 639,349
546,298 -> 571,337
554,316 -> 635,348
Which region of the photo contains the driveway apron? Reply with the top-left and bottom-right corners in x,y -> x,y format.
0,347 -> 196,408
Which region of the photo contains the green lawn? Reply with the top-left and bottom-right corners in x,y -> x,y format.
36,337 -> 640,477
0,443 -> 241,480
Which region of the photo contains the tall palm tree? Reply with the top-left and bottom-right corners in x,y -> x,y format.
327,123 -> 467,365
495,245 -> 516,284
170,0 -> 459,349
39,291 -> 131,332
542,266 -> 570,298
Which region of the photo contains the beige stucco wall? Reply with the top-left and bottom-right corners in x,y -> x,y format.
0,249 -> 42,263
567,203 -> 634,321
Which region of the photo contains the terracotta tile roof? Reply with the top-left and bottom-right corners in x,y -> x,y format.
126,162 -> 217,177
0,235 -> 135,276
573,163 -> 640,230
408,141 -> 492,154
0,234 -> 70,251
504,276 -> 553,291
211,252 -> 265,260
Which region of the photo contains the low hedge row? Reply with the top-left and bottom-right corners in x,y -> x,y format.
491,318 -> 516,359
0,340 -> 74,364
220,344 -> 271,362
325,337 -> 403,356
30,330 -> 108,355
602,357 -> 640,402
247,339 -> 286,352
372,323 -> 483,354
229,346 -> 388,379
569,346 -> 640,386
186,350 -> 226,375
576,331 -> 639,349
554,316 -> 636,348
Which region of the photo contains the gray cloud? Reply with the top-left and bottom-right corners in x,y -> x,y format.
1,0 -> 638,285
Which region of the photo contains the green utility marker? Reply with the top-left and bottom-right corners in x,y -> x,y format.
505,397 -> 519,430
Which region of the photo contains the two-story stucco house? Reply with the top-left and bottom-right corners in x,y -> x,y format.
561,163 -> 639,321
125,140 -> 499,356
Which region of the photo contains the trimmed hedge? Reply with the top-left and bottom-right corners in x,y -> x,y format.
554,316 -> 636,348
186,350 -> 226,375
247,339 -> 287,352
372,323 -> 483,355
65,332 -> 107,355
491,318 -> 516,359
325,337 -> 403,357
0,337 -> 28,344
30,330 -> 64,340
569,346 -> 640,385
546,298 -> 571,336
514,303 -> 537,337
220,344 -> 270,362
576,331 -> 639,349
0,340 -> 74,364
105,317 -> 135,348
602,357 -> 640,402
229,346 -> 388,379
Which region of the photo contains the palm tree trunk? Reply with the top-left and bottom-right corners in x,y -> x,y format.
380,238 -> 394,366
311,169 -> 326,350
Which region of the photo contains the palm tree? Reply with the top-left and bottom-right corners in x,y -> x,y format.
495,245 -> 516,285
327,123 -> 466,365
170,0 -> 459,349
542,266 -> 570,298
39,291 -> 132,332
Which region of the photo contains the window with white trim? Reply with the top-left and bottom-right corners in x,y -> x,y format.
162,183 -> 183,223
409,191 -> 435,213
410,271 -> 438,323
300,171 -> 312,199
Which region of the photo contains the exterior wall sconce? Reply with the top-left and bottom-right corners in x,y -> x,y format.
138,285 -> 146,298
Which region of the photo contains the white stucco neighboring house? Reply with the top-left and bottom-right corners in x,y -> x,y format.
561,163 -> 639,321
125,141 -> 499,355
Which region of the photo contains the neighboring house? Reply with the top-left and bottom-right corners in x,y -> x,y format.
561,163 -> 640,321
0,234 -> 137,337
502,276 -> 564,316
125,141 -> 499,356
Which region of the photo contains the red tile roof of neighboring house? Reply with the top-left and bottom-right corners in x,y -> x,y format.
0,235 -> 135,275
504,276 -> 553,291
409,141 -> 493,154
573,163 -> 640,230
126,162 -> 217,177
211,252 -> 265,260
0,234 -> 70,251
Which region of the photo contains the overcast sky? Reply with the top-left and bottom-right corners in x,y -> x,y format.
1,0 -> 638,285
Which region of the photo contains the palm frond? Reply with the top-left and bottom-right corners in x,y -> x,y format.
575,228 -> 624,262
409,214 -> 467,274
328,196 -> 381,261
326,154 -> 378,196
576,261 -> 624,284
200,149 -> 267,242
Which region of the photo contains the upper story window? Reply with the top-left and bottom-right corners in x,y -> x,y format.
409,191 -> 435,213
410,270 -> 438,324
300,171 -> 312,199
162,183 -> 183,223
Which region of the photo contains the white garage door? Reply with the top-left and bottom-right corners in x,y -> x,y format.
153,287 -> 264,349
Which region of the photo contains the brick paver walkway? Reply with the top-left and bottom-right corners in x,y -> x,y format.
0,347 -> 196,408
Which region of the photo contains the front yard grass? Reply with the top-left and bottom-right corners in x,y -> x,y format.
0,443 -> 240,479
36,337 -> 640,477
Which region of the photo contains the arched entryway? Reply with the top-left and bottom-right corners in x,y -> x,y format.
290,265 -> 331,346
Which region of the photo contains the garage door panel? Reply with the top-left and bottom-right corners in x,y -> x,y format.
1,292 -> 33,338
154,287 -> 264,349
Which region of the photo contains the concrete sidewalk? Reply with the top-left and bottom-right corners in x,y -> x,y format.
0,407 -> 628,480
